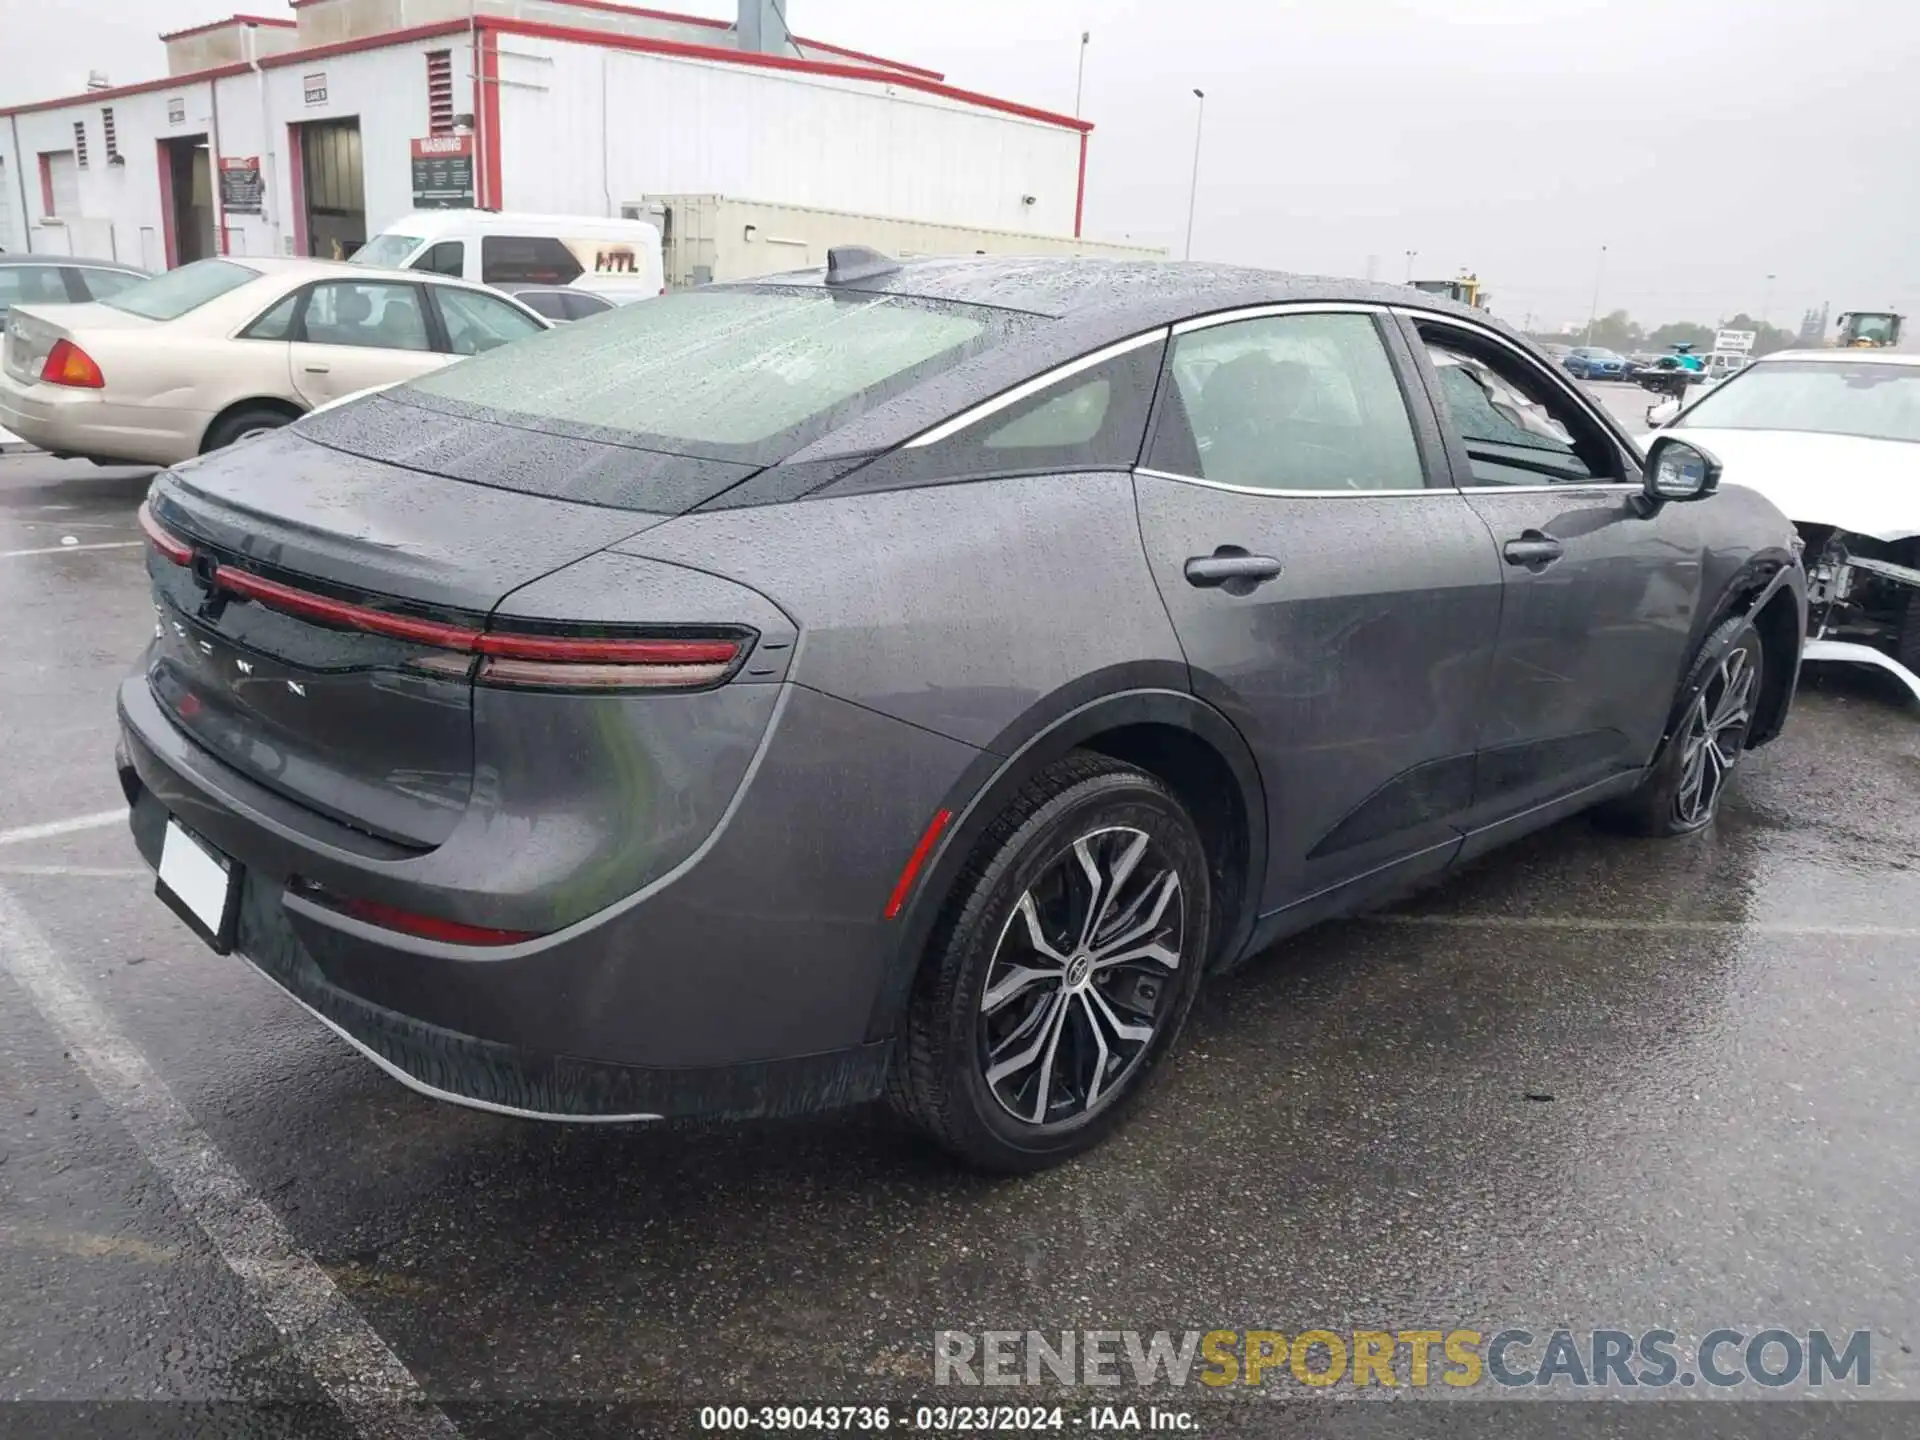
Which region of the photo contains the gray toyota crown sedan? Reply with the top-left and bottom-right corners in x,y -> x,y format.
118,253 -> 1805,1171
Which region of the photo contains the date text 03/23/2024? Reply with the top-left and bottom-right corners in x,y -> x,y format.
698,1405 -> 1194,1432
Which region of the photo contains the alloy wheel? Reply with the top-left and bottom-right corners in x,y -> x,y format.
1674,645 -> 1757,827
977,826 -> 1186,1127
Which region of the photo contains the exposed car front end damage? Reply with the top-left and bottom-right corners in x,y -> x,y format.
1800,524 -> 1920,703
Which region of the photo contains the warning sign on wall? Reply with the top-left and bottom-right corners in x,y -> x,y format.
410,135 -> 475,209
218,156 -> 264,215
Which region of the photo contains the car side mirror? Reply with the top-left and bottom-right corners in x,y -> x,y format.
1637,434 -> 1721,514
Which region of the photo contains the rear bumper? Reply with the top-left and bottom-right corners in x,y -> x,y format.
118,668 -> 981,1118
0,373 -> 203,465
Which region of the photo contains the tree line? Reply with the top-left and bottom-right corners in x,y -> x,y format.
1527,310 -> 1811,357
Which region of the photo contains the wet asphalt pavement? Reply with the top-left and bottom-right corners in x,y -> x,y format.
1,385 -> 1917,1438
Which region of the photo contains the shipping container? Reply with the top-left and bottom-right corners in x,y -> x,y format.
628,194 -> 1164,289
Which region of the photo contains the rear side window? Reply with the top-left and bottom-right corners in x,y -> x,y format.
1147,312 -> 1427,492
100,258 -> 258,320
514,290 -> 570,320
481,235 -> 584,286
562,290 -> 615,320
396,286 -> 1037,466
436,286 -> 545,354
0,264 -> 68,312
74,267 -> 144,302
841,336 -> 1167,493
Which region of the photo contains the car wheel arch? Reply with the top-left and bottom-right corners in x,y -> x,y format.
200,396 -> 305,454
862,676 -> 1267,1045
1685,553 -> 1803,753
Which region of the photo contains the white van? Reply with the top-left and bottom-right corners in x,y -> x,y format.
351,212 -> 665,303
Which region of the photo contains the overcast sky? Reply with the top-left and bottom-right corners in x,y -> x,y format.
4,0 -> 1914,330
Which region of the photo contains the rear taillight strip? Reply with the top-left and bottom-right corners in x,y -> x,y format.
137,502 -> 193,566
138,501 -> 746,680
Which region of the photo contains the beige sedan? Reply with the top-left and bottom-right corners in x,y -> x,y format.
0,256 -> 549,467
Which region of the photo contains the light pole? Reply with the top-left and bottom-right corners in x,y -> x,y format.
1584,243 -> 1608,347
1761,272 -> 1776,328
1404,249 -> 1417,283
1183,88 -> 1205,261
1073,30 -> 1090,119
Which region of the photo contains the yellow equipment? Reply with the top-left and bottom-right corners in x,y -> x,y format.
1411,273 -> 1489,310
1835,311 -> 1903,348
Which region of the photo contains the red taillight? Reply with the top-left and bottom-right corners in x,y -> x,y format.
302,886 -> 538,947
137,501 -> 193,565
42,338 -> 105,388
138,503 -> 747,691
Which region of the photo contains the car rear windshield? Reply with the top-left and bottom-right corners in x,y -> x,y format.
101,259 -> 259,321
1676,360 -> 1920,444
390,285 -> 1038,467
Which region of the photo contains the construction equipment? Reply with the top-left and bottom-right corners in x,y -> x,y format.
1835,311 -> 1903,348
1410,273 -> 1490,310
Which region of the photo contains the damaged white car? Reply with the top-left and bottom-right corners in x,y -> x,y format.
1647,349 -> 1920,703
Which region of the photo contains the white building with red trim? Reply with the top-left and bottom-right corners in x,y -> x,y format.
1,1 -> 1096,270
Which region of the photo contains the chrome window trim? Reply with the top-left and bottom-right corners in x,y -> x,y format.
902,327 -> 1169,450
1134,465 -> 1452,500
1171,300 -> 1391,334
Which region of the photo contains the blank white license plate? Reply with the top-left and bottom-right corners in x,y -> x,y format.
158,819 -> 238,949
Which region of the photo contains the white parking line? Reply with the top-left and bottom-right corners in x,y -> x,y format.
0,864 -> 148,878
0,540 -> 144,559
0,808 -> 129,847
1365,913 -> 1920,939
0,886 -> 460,1439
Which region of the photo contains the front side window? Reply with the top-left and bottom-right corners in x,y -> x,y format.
350,233 -> 424,269
481,235 -> 585,286
100,258 -> 258,321
410,241 -> 464,278
1675,360 -> 1920,445
301,280 -> 430,352
436,286 -> 545,355
1147,312 -> 1427,492
1422,335 -> 1614,486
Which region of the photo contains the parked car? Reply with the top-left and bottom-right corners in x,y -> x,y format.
119,255 -> 1803,1171
504,285 -> 617,323
352,210 -> 666,304
1648,348 -> 1920,701
1562,345 -> 1627,380
0,253 -> 148,325
0,256 -> 549,467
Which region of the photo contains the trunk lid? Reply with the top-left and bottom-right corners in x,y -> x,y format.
143,424 -> 724,847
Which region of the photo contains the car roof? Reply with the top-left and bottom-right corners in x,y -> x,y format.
375,211 -> 661,239
740,255 -> 1508,336
1754,347 -> 1920,367
0,253 -> 141,270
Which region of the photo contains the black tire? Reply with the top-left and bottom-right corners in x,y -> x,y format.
202,406 -> 293,454
888,753 -> 1211,1173
1603,614 -> 1765,838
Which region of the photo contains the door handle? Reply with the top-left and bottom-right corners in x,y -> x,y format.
1183,547 -> 1283,593
1502,533 -> 1565,569
303,363 -> 331,374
